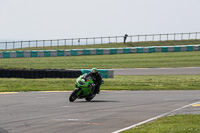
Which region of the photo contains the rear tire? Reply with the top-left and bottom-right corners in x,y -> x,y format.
69,89 -> 78,102
85,93 -> 96,101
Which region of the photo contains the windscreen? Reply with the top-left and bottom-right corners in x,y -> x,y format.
81,73 -> 92,81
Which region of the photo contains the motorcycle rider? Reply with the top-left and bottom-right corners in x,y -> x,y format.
88,68 -> 102,94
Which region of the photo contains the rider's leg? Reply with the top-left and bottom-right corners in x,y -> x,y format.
95,85 -> 100,94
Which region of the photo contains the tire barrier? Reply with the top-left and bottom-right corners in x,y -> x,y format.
0,69 -> 114,79
0,69 -> 82,79
0,45 -> 199,59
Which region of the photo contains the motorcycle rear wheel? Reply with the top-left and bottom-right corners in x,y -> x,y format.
69,89 -> 78,102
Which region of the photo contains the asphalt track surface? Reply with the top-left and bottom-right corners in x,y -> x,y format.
0,91 -> 200,133
114,67 -> 200,75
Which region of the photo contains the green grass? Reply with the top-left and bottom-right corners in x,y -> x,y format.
0,51 -> 200,69
0,75 -> 200,92
1,39 -> 200,51
0,78 -> 74,92
122,114 -> 200,133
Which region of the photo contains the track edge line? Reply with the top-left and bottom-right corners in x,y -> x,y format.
112,101 -> 200,133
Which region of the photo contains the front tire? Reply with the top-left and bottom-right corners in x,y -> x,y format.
69,89 -> 78,102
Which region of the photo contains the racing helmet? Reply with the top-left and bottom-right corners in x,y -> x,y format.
91,68 -> 98,76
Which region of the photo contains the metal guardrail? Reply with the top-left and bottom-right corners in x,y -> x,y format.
0,32 -> 200,50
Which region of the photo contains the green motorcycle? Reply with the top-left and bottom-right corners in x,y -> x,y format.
69,73 -> 103,102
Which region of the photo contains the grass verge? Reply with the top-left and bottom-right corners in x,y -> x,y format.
1,39 -> 200,51
0,75 -> 200,92
0,51 -> 200,69
122,114 -> 200,133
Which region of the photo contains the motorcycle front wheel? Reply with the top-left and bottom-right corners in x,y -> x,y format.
69,89 -> 78,102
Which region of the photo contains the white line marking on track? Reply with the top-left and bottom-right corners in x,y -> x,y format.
68,119 -> 79,121
36,97 -> 46,99
0,92 -> 18,94
41,91 -> 71,92
114,92 -> 126,93
61,106 -> 78,108
53,119 -> 79,121
112,101 -> 200,133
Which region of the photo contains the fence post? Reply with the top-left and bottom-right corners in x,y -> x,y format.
43,40 -> 45,48
167,34 -> 168,41
145,35 -> 147,41
72,39 -> 73,46
195,32 -> 197,40
109,37 -> 110,43
65,39 -> 66,46
36,40 -> 38,48
131,36 -> 132,42
116,36 -> 117,43
188,33 -> 190,39
21,41 -> 23,50
51,40 -> 52,48
181,33 -> 183,40
29,41 -> 30,48
78,39 -> 80,45
86,38 -> 88,45
101,37 -> 103,44
160,34 -> 161,41
138,35 -> 140,42
174,33 -> 176,40
13,42 -> 15,49
152,34 -> 154,41
5,42 -> 7,50
94,38 -> 95,45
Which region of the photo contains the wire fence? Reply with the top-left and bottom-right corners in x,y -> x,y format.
0,32 -> 200,50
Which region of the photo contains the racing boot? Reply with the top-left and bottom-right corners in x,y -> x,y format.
96,87 -> 100,94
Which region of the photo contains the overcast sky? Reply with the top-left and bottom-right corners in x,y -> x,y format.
0,0 -> 200,41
